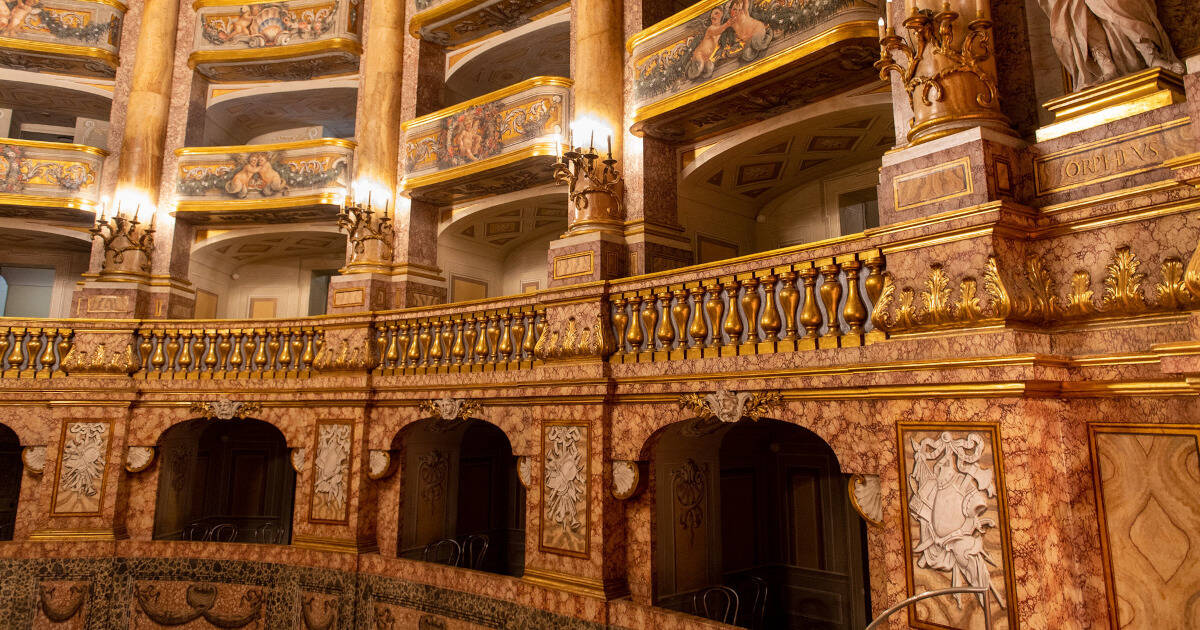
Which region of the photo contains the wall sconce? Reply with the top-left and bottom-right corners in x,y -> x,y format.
553,123 -> 623,234
89,196 -> 155,275
336,182 -> 393,265
876,0 -> 1009,144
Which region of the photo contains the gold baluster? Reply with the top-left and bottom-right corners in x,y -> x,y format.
819,261 -> 843,348
510,312 -> 527,362
428,320 -> 444,366
670,288 -> 690,356
9,328 -> 25,372
417,321 -> 432,367
625,297 -> 644,354
39,329 -> 57,371
439,320 -> 454,366
655,290 -> 676,351
191,331 -> 206,372
476,316 -> 492,364
522,312 -> 538,357
394,323 -> 410,369
178,331 -> 194,373
798,267 -> 821,350
463,318 -> 479,366
228,329 -> 244,371
0,329 -> 11,372
485,314 -> 501,364
405,323 -> 421,367
759,275 -> 781,350
451,319 -> 467,366
641,294 -> 660,356
704,284 -> 723,351
740,277 -> 761,348
150,331 -> 167,372
688,286 -> 708,357
277,328 -> 293,371
254,329 -> 270,372
25,328 -> 43,373
498,312 -> 514,364
863,253 -> 885,306
383,323 -> 399,368
165,331 -> 181,374
722,280 -> 743,352
55,329 -> 71,373
779,271 -> 800,346
204,331 -> 219,373
301,329 -> 316,371
842,259 -> 868,346
611,298 -> 630,356
137,332 -> 153,372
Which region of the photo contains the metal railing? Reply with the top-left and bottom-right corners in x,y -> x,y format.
865,587 -> 993,630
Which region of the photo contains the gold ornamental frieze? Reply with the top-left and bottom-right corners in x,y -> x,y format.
0,0 -> 124,77
871,244 -> 1200,334
409,0 -> 568,49
0,138 -> 106,215
190,0 -> 362,82
628,0 -> 880,142
174,138 -> 354,223
401,76 -> 570,206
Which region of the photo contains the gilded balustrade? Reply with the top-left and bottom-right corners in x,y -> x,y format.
374,303 -> 544,375
0,323 -> 73,377
190,0 -> 362,82
0,0 -> 124,77
607,248 -> 885,362
133,324 -> 323,379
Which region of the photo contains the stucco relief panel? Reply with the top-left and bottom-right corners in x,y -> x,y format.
540,422 -> 588,556
51,421 -> 111,516
898,424 -> 1016,630
309,421 -> 352,523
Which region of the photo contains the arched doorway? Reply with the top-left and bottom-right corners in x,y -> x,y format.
0,423 -> 20,540
153,418 -> 295,544
396,418 -> 525,577
653,418 -> 868,629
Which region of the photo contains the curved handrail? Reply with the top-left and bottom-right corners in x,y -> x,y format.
865,587 -> 992,630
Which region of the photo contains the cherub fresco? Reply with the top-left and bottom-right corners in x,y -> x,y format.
202,1 -> 336,48
440,103 -> 502,168
224,152 -> 287,197
0,0 -> 40,36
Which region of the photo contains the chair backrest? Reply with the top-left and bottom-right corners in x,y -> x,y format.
422,538 -> 462,566
865,586 -> 993,630
255,522 -> 283,544
461,534 -> 489,570
741,576 -> 767,629
207,523 -> 237,543
693,585 -> 739,625
183,522 -> 207,541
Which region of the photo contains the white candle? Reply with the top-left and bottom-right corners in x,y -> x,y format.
878,16 -> 885,38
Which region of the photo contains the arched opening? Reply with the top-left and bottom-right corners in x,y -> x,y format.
0,423 -> 20,540
653,418 -> 869,629
153,418 -> 295,544
396,418 -> 525,577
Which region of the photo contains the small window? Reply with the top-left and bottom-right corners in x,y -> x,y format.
0,266 -> 54,317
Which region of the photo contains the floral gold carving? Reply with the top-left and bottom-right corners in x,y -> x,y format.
313,333 -> 378,371
921,264 -> 954,324
1101,246 -> 1146,314
419,396 -> 480,421
678,388 -> 782,424
533,314 -> 613,361
1156,257 -> 1193,310
541,424 -> 587,555
124,446 -> 155,473
849,473 -> 883,527
52,422 -> 110,515
61,342 -> 137,375
311,422 -> 352,523
190,400 -> 263,421
1065,270 -> 1098,317
1016,254 -> 1061,322
22,445 -> 46,474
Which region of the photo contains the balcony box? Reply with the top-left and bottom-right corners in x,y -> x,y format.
410,0 -> 568,48
0,138 -> 105,219
629,0 -> 879,142
402,76 -> 569,206
190,0 -> 362,82
0,0 -> 124,77
174,138 -> 354,224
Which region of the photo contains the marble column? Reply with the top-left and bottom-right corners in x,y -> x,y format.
546,0 -> 630,287
72,0 -> 183,319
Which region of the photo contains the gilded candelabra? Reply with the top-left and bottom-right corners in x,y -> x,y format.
553,138 -> 623,234
876,0 -> 1010,144
336,194 -> 393,265
89,206 -> 154,275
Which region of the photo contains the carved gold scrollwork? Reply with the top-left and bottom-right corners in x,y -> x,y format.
1101,246 -> 1146,314
534,314 -> 614,361
920,264 -> 954,324
1065,270 -> 1097,318
1016,255 -> 1060,322
1157,258 -> 1194,309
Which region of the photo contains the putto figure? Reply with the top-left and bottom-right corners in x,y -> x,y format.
1038,0 -> 1184,89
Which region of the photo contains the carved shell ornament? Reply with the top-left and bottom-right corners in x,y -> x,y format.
849,474 -> 883,527
678,388 -> 783,424
517,455 -> 532,488
290,447 -> 306,473
611,460 -> 641,500
22,445 -> 46,474
125,446 -> 156,473
367,449 -> 393,480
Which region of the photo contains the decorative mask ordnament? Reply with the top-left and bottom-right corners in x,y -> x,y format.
907,431 -> 1005,611
190,400 -> 263,421
419,396 -> 480,421
678,388 -> 782,424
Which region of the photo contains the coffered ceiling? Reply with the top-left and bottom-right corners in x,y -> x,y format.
440,191 -> 567,253
205,87 -> 357,146
192,228 -> 345,272
444,19 -> 570,103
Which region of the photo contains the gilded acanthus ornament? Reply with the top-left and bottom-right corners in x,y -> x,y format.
1156,258 -> 1193,309
1065,270 -> 1098,317
61,342 -> 138,375
190,400 -> 263,421
419,396 -> 480,421
312,334 -> 378,371
1101,246 -> 1146,313
870,256 -> 1010,333
1016,255 -> 1061,322
533,314 -> 614,361
678,388 -> 782,424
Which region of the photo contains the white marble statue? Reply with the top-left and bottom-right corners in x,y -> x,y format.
1038,0 -> 1184,89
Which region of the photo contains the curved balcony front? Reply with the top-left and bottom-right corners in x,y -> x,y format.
401,76 -> 569,207
628,0 -> 880,142
0,138 -> 106,219
410,0 -> 569,49
173,138 -> 353,224
190,0 -> 362,82
0,0 -> 124,77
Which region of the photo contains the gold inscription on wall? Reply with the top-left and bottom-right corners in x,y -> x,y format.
1035,118 -> 1192,195
552,251 -> 593,280
893,157 -> 972,210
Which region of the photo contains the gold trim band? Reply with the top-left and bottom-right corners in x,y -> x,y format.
0,35 -> 119,68
402,142 -> 558,190
174,137 -> 356,156
402,76 -> 572,131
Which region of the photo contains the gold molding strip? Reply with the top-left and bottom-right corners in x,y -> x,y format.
174,137 -> 356,156
0,193 -> 100,211
291,534 -> 378,554
173,192 -> 344,213
0,137 -> 109,156
401,76 -> 572,131
401,141 -> 559,190
28,529 -> 121,541
522,567 -> 629,600
0,36 -> 119,69
187,37 -> 362,69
